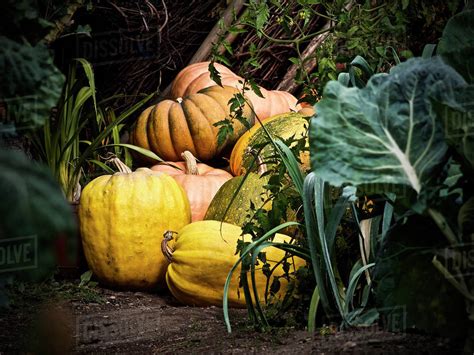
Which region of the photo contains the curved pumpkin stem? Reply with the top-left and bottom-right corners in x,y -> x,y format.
245,147 -> 267,176
161,230 -> 177,262
110,157 -> 132,174
181,151 -> 200,175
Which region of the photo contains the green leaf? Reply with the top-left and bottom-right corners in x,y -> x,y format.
72,93 -> 155,181
249,79 -> 264,98
222,41 -> 234,55
421,44 -> 436,59
79,270 -> 93,287
288,57 -> 300,65
302,173 -> 334,317
235,115 -> 252,130
310,57 -> 465,203
0,37 -> 65,132
438,9 -> 474,83
216,123 -> 233,147
74,58 -> 97,116
208,62 -> 223,86
228,25 -> 247,34
307,286 -> 320,332
254,1 -> 270,36
88,159 -> 115,174
101,143 -> 165,163
0,148 -> 76,281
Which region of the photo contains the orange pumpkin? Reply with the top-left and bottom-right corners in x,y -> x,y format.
151,151 -> 232,221
132,85 -> 255,162
169,61 -> 302,121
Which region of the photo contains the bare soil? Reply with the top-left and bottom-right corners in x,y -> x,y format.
0,284 -> 463,354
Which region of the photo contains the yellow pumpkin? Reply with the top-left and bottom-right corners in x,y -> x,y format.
162,220 -> 305,307
78,158 -> 191,289
132,85 -> 255,162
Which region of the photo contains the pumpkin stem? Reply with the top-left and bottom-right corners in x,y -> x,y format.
245,148 -> 267,175
109,157 -> 132,174
181,151 -> 200,175
161,230 -> 177,262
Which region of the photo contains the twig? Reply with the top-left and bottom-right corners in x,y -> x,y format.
160,0 -> 245,98
188,0 -> 246,64
276,0 -> 355,93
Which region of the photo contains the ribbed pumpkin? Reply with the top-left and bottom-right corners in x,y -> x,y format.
151,151 -> 232,221
229,112 -> 310,176
132,85 -> 255,162
169,61 -> 302,120
162,220 -> 305,307
78,158 -> 191,289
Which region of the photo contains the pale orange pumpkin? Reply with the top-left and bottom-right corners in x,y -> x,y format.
170,62 -> 240,99
151,151 -> 232,221
169,61 -> 302,120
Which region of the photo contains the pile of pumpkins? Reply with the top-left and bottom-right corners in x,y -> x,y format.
78,62 -> 313,307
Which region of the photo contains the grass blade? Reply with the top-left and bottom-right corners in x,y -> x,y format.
75,58 -> 97,116
422,44 -> 436,59
302,173 -> 332,316
272,243 -> 311,261
308,286 -> 320,332
381,200 -> 394,244
250,242 -> 273,328
72,93 -> 154,180
104,143 -> 165,163
343,263 -> 375,317
274,139 -> 304,196
88,159 -> 115,174
325,186 -> 356,253
223,221 -> 298,333
313,174 -> 346,322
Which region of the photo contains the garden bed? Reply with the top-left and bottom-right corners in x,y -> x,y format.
0,282 -> 463,354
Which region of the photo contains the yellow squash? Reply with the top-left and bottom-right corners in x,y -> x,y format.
79,159 -> 191,289
162,220 -> 305,307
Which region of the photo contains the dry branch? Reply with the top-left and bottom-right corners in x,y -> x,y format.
188,0 -> 246,64
160,0 -> 245,98
276,0 -> 355,93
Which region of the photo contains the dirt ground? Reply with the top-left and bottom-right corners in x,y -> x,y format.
0,283 -> 463,354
